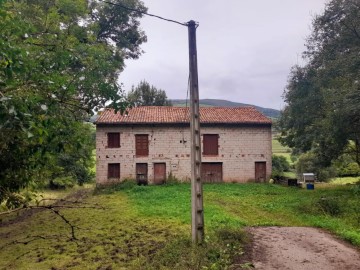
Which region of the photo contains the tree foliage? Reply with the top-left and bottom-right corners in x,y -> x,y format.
127,80 -> 172,106
295,152 -> 337,181
0,0 -> 147,204
279,0 -> 360,167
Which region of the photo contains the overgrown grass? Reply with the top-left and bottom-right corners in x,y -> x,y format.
330,177 -> 360,185
1,182 -> 359,269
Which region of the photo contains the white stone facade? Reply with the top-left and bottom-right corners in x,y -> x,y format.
96,124 -> 272,184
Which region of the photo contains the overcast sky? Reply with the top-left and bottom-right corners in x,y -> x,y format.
120,0 -> 328,110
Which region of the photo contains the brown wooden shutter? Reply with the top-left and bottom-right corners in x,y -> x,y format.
107,133 -> 120,148
135,134 -> 149,156
203,134 -> 219,155
108,163 -> 120,178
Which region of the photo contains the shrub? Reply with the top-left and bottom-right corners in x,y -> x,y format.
272,155 -> 290,178
296,152 -> 336,181
315,197 -> 342,216
298,196 -> 343,217
332,149 -> 360,177
166,172 -> 181,185
337,162 -> 360,177
5,193 -> 27,209
49,176 -> 75,189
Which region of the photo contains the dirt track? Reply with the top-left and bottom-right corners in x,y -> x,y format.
247,227 -> 360,270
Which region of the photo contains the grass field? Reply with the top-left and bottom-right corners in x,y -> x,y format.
272,138 -> 297,178
272,139 -> 293,164
330,177 -> 360,185
272,138 -> 290,154
0,182 -> 359,269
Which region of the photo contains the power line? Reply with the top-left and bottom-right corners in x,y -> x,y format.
100,0 -> 187,26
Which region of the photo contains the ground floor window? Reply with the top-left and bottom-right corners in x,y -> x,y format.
108,163 -> 120,178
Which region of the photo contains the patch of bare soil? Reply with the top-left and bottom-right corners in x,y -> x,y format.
247,226 -> 360,270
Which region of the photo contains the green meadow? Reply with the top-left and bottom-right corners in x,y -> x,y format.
1,182 -> 359,269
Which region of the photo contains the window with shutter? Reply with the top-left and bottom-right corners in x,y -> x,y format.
203,134 -> 219,155
108,163 -> 120,178
107,133 -> 120,148
135,134 -> 149,156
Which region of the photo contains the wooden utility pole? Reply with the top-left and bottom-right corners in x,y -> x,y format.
187,20 -> 204,244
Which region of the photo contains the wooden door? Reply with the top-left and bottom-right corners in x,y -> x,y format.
136,163 -> 148,185
255,162 -> 266,183
154,163 -> 166,185
201,163 -> 223,183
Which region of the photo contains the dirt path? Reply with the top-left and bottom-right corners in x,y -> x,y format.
247,226 -> 360,270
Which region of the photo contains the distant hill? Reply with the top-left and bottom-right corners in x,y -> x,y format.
171,99 -> 280,118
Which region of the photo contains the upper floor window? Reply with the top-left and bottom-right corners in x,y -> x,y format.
135,134 -> 149,156
107,132 -> 120,148
203,134 -> 219,155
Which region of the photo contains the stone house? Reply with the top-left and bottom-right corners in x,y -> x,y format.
95,106 -> 272,185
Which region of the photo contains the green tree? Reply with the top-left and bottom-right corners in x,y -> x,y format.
279,0 -> 360,167
0,0 -> 147,205
295,152 -> 337,181
127,80 -> 172,106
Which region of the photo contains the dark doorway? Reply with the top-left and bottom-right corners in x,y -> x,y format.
154,163 -> 166,185
136,163 -> 148,185
201,163 -> 223,183
255,162 -> 266,182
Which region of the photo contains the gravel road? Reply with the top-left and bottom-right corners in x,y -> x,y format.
247,226 -> 360,270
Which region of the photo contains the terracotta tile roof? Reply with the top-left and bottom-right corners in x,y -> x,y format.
96,106 -> 272,125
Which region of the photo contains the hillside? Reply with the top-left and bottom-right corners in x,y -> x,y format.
171,99 -> 280,118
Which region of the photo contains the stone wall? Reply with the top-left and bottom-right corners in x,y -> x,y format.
96,125 -> 272,184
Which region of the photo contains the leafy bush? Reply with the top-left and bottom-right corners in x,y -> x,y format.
315,197 -> 343,216
317,167 -> 337,182
49,176 -> 75,189
296,152 -> 336,181
337,162 -> 360,177
5,193 -> 27,209
272,155 -> 290,178
332,147 -> 360,177
298,196 -> 343,217
166,172 -> 181,185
